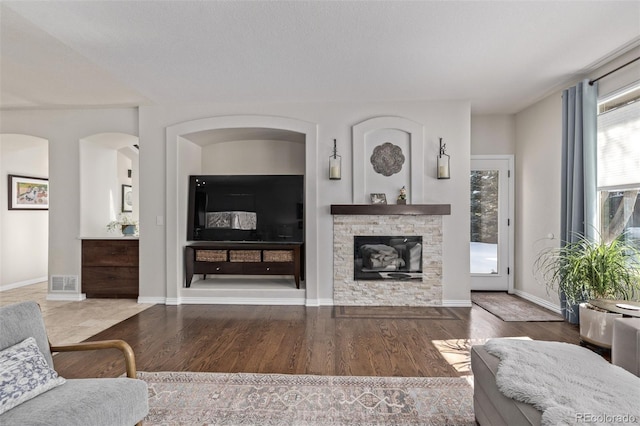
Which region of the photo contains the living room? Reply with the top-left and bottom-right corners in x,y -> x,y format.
1,2 -> 639,424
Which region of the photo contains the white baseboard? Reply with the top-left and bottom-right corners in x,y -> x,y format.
137,297 -> 165,304
179,296 -> 306,305
442,299 -> 473,307
46,292 -> 86,301
0,277 -> 47,292
140,296 -> 333,306
512,289 -> 561,314
306,298 -> 334,307
138,297 -> 465,307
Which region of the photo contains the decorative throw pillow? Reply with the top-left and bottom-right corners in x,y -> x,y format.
0,337 -> 66,415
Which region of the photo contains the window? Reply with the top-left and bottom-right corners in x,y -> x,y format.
597,82 -> 640,247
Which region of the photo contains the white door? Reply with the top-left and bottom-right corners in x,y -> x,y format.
470,156 -> 514,292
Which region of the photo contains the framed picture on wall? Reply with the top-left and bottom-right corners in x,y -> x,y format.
121,184 -> 133,212
8,174 -> 49,210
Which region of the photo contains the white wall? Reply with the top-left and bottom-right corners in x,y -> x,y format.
511,46 -> 640,309
80,141 -> 119,237
0,134 -> 48,289
141,100 -> 471,305
596,46 -> 640,99
0,101 -> 468,305
201,139 -> 305,174
0,109 -> 138,296
514,93 -> 563,304
471,115 -> 516,155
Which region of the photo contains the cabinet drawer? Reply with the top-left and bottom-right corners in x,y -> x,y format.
83,240 -> 139,267
193,262 -> 242,274
82,267 -> 139,297
243,263 -> 293,275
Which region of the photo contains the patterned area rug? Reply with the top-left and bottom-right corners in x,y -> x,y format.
471,292 -> 564,322
139,371 -> 475,425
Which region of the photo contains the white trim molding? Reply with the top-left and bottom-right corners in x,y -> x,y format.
442,299 -> 473,307
0,277 -> 47,292
46,292 -> 86,301
470,154 -> 515,294
138,297 -> 166,305
180,297 -> 306,306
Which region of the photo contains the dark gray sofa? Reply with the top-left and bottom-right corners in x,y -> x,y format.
0,301 -> 148,425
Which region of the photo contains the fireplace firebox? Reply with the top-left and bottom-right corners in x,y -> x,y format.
353,236 -> 422,280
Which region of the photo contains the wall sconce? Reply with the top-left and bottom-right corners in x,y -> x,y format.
437,138 -> 450,179
329,139 -> 341,180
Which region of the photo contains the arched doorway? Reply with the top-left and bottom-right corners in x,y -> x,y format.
0,134 -> 49,291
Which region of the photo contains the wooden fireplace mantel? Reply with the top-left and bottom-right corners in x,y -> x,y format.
330,204 -> 451,215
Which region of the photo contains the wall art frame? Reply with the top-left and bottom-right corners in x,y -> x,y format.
8,174 -> 49,210
121,184 -> 133,212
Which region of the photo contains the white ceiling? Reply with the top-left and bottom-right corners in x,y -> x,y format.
1,1 -> 639,114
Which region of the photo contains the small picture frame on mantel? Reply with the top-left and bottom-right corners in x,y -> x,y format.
370,193 -> 387,204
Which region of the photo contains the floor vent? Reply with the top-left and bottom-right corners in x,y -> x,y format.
50,275 -> 79,292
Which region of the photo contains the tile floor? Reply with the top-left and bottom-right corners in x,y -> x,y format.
0,282 -> 154,345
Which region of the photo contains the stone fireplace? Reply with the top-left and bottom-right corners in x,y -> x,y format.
331,204 -> 450,306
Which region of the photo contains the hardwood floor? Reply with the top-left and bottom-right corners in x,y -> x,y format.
53,304 -> 580,379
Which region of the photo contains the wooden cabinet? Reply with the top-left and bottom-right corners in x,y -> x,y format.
185,242 -> 303,288
82,239 -> 139,298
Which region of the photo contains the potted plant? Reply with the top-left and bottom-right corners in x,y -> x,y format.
536,232 -> 640,347
107,213 -> 138,236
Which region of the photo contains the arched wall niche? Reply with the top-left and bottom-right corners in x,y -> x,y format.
352,116 -> 425,204
165,115 -> 319,305
185,127 -> 305,175
79,132 -> 139,237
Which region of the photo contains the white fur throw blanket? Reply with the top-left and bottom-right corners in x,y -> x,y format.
484,339 -> 640,426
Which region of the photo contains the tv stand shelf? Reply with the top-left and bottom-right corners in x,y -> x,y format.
185,242 -> 303,288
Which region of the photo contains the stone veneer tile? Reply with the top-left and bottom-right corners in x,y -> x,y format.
333,215 -> 443,306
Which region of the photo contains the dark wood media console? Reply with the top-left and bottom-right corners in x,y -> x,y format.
185,242 -> 303,288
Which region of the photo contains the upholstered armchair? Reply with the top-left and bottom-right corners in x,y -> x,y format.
0,301 -> 148,425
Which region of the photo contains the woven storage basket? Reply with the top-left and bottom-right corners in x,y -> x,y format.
229,250 -> 261,262
263,250 -> 293,262
196,250 -> 227,262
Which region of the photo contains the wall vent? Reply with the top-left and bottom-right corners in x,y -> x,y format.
50,275 -> 79,292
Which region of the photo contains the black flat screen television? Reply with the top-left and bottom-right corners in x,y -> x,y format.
187,175 -> 304,242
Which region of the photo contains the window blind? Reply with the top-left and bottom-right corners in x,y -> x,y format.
597,99 -> 640,189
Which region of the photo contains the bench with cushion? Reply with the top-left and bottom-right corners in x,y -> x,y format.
0,301 -> 148,425
471,318 -> 640,426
